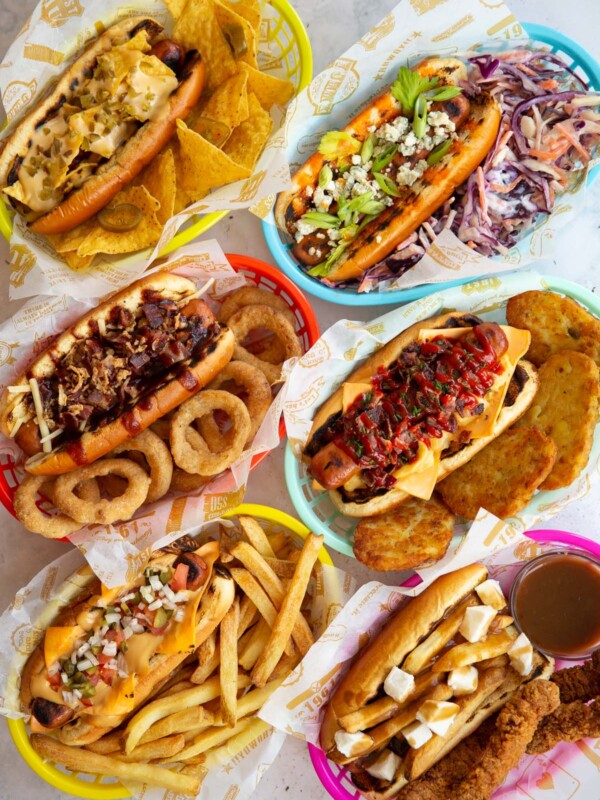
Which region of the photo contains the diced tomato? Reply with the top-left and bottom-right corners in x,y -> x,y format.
97,652 -> 113,665
105,628 -> 125,645
149,625 -> 168,636
88,673 -> 101,687
80,698 -> 93,707
48,672 -> 61,690
170,563 -> 189,592
99,666 -> 116,686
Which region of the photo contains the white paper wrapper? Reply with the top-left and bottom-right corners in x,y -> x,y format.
0,517 -> 356,800
260,530 -> 600,800
0,240 -> 301,586
283,269 -> 600,545
269,0 -> 596,291
1,0 -> 293,301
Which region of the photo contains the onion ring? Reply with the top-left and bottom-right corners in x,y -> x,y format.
218,287 -> 295,326
53,459 -> 150,524
14,475 -> 82,538
227,306 -> 302,384
111,429 -> 173,503
170,469 -> 211,493
200,361 -> 271,449
169,390 -> 251,476
44,478 -> 101,505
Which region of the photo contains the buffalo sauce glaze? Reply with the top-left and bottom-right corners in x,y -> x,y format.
513,554 -> 600,657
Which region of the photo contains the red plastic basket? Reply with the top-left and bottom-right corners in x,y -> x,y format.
0,252 -> 320,520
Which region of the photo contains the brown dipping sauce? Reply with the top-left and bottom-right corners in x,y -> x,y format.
512,553 -> 600,658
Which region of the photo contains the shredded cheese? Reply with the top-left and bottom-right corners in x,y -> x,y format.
28,378 -> 52,453
7,385 -> 31,394
9,417 -> 24,438
39,427 -> 64,444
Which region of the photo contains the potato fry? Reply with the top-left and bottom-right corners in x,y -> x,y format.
238,618 -> 271,670
432,629 -> 517,673
158,680 -> 197,698
488,615 -> 514,633
229,567 -> 293,657
84,731 -> 123,755
30,734 -> 200,794
220,598 -> 240,727
402,595 -> 479,675
269,652 -> 302,681
231,541 -> 314,655
203,719 -> 271,769
237,595 -> 257,637
252,533 -> 323,687
239,516 -> 276,557
191,648 -> 220,685
198,631 -> 217,667
140,708 -> 215,744
172,718 -> 254,763
478,654 -> 510,671
267,532 -> 289,556
113,734 -> 185,762
264,557 -> 297,579
124,674 -> 251,754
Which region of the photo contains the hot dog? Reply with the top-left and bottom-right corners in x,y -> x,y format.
304,313 -> 537,517
0,17 -> 206,235
275,58 -> 501,283
320,563 -> 554,798
0,272 -> 235,476
21,539 -> 234,746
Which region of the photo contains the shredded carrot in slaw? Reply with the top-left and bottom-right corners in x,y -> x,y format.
554,122 -> 591,162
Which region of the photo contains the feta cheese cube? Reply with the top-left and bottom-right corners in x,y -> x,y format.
475,579 -> 506,610
508,633 -> 534,676
416,700 -> 460,737
383,667 -> 415,703
378,123 -> 401,143
459,605 -> 497,643
334,730 -> 373,758
351,154 -> 362,165
448,665 -> 479,696
365,750 -> 401,782
402,720 -> 433,749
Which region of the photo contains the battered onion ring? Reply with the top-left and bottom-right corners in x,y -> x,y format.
14,475 -> 82,538
170,391 -> 251,476
227,306 -> 302,384
111,429 -> 173,503
218,287 -> 295,326
44,478 -> 101,505
200,361 -> 271,449
53,459 -> 150,524
170,468 -> 211,493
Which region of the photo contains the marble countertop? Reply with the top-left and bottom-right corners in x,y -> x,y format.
0,0 -> 599,797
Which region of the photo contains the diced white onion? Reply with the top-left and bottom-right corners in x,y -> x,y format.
77,659 -> 94,671
147,599 -> 163,611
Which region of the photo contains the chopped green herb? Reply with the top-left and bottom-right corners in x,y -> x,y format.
391,66 -> 439,115
374,171 -> 401,197
427,139 -> 452,166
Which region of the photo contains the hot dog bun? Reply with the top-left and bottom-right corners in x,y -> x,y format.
0,272 -> 235,476
275,58 -> 501,282
0,18 -> 206,235
305,312 -> 537,517
20,540 -> 234,746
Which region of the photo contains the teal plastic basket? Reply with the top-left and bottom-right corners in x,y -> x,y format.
284,275 -> 600,558
262,23 -> 600,307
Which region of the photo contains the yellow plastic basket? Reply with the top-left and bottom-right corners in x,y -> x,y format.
0,0 -> 313,252
7,502 -> 331,798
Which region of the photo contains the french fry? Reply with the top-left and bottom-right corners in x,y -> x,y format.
85,731 -> 123,754
190,648 -> 220,685
267,531 -> 288,556
198,631 -> 216,667
231,541 -> 314,655
489,615 -> 514,633
477,654 -> 510,671
238,618 -> 271,670
139,708 -> 215,744
220,598 -> 239,727
170,718 -> 254,763
432,629 -> 517,673
158,680 -> 197,698
30,735 -> 200,794
124,673 -> 252,754
239,516 -> 275,557
229,567 -> 294,657
264,557 -> 297,579
269,652 -> 302,681
338,671 -> 440,733
203,719 -> 271,769
113,734 -> 185,762
237,595 -> 258,638
402,595 -> 479,674
252,533 -> 323,687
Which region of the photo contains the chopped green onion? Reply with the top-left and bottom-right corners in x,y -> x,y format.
360,199 -> 387,215
360,133 -> 376,164
318,131 -> 361,161
308,243 -> 347,276
427,139 -> 452,165
318,164 -> 333,188
413,94 -> 428,139
300,211 -> 340,228
372,144 -> 398,173
374,172 -> 401,197
426,85 -> 462,102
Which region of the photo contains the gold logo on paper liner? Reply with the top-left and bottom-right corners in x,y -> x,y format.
249,193 -> 275,219
358,12 -> 395,51
9,244 -> 36,288
300,340 -> 331,369
0,341 -> 18,367
432,15 -> 475,42
11,623 -> 44,655
234,171 -> 267,203
576,738 -> 600,769
461,277 -> 501,296
41,0 -> 84,27
409,0 -> 447,15
23,44 -> 65,66
286,663 -> 343,710
8,588 -> 32,612
307,59 -> 360,117
203,485 -> 246,519
40,566 -> 60,601
166,497 -> 187,535
3,79 -> 37,122
124,548 -> 152,584
427,241 -> 484,270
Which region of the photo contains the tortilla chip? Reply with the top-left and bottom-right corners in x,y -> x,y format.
47,219 -> 96,254
76,186 -> 162,256
176,119 -> 250,199
173,0 -> 237,91
164,0 -> 187,18
238,62 -> 295,109
221,0 -> 261,34
199,71 -> 249,129
186,113 -> 232,147
137,149 -> 176,225
214,0 -> 258,69
223,93 -> 273,170
62,250 -> 95,272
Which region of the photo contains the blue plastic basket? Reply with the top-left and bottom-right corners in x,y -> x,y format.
262,23 -> 600,307
283,275 -> 600,558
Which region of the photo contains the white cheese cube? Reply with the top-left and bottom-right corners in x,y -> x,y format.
459,605 -> 497,643
475,579 -> 506,610
508,633 -> 534,676
416,700 -> 459,737
383,667 -> 415,704
448,665 -> 479,696
402,720 -> 433,749
334,730 -> 372,758
365,750 -> 401,782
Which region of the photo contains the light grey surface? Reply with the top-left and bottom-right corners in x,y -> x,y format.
0,0 -> 599,798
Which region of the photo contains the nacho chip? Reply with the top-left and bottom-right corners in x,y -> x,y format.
137,149 -> 176,225
214,0 -> 258,68
223,93 -> 273,170
238,62 -> 295,110
222,0 -> 261,34
186,113 -> 232,147
176,119 -> 251,199
164,0 -> 187,18
62,250 -> 95,272
173,0 -> 237,91
47,219 -> 96,254
199,71 -> 249,129
77,186 -> 162,256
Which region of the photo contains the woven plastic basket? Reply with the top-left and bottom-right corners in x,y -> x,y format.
262,22 -> 600,306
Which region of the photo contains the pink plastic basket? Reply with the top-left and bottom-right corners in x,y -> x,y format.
308,529 -> 600,800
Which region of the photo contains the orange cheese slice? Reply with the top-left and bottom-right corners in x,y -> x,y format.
87,675 -> 137,717
342,382 -> 373,413
44,626 -> 83,668
156,588 -> 205,656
